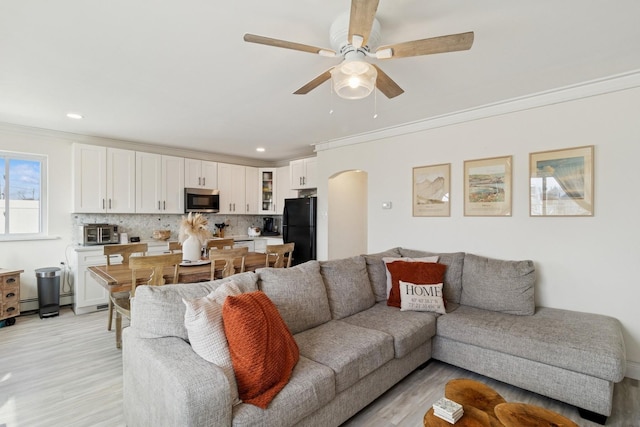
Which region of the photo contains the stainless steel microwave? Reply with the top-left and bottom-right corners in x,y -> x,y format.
185,188 -> 220,213
81,224 -> 119,246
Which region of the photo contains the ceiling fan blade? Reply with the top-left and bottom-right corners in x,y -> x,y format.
376,31 -> 474,59
348,0 -> 380,47
243,34 -> 336,57
372,65 -> 404,99
293,69 -> 333,95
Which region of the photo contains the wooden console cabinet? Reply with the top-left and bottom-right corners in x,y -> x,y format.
0,269 -> 22,326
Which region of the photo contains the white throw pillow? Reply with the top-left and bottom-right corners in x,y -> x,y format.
183,281 -> 243,405
382,256 -> 439,298
399,280 -> 446,314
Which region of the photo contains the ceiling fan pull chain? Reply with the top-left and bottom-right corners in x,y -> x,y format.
329,80 -> 334,115
373,84 -> 378,119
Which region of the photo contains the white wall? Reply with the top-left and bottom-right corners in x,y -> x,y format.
315,84 -> 640,377
0,127 -> 74,303
328,170 -> 367,259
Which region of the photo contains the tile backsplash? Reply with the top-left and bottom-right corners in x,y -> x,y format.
72,213 -> 280,244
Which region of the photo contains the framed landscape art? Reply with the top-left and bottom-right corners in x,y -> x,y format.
464,155 -> 512,216
413,163 -> 450,217
529,145 -> 594,216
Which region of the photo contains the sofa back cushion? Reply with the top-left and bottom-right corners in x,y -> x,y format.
460,253 -> 536,315
320,256 -> 375,319
363,247 -> 402,302
131,272 -> 259,340
258,261 -> 332,334
399,249 -> 465,304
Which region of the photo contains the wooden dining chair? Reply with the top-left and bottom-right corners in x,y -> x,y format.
103,243 -> 148,331
265,243 -> 295,268
111,252 -> 182,349
205,238 -> 234,258
209,247 -> 249,279
168,241 -> 182,253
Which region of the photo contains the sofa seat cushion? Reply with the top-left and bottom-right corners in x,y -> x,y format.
342,302 -> 437,358
436,305 -> 626,382
294,320 -> 394,392
231,356 -> 335,427
131,272 -> 258,340
258,261 -> 332,334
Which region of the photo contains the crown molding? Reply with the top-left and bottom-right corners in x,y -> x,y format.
314,70 -> 640,153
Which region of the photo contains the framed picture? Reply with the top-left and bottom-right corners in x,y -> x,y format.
464,155 -> 512,216
413,163 -> 450,217
529,145 -> 594,216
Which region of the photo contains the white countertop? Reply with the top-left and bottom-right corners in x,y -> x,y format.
74,235 -> 283,251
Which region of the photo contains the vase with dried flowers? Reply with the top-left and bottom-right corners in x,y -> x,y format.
178,213 -> 213,262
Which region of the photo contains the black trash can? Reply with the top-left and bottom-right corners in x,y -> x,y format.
35,267 -> 61,318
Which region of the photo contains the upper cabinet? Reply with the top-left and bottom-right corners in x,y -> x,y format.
185,159 -> 218,189
218,163 -> 246,214
245,167 -> 259,214
259,168 -> 276,214
290,157 -> 317,189
73,144 -> 136,213
135,152 -> 184,213
276,165 -> 297,215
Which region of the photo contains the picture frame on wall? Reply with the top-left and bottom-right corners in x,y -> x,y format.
464,155 -> 512,216
413,163 -> 451,217
529,145 -> 594,216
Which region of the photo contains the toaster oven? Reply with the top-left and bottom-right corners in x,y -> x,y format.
81,224 -> 119,245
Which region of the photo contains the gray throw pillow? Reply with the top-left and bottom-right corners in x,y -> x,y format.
460,253 -> 536,315
320,256 -> 375,319
257,261 -> 331,334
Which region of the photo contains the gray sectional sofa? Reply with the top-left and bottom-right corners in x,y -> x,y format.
122,248 -> 626,426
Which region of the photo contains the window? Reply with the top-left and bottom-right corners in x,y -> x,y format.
0,152 -> 47,238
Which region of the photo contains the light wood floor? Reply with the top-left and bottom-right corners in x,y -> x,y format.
1,307 -> 638,427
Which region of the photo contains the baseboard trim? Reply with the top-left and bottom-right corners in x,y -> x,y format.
20,295 -> 74,312
625,361 -> 640,380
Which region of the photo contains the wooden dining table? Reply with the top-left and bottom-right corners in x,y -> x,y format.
89,251 -> 269,294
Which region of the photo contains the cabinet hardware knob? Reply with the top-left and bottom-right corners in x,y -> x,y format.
6,292 -> 15,298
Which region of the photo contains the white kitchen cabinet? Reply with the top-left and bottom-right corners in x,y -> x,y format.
276,165 -> 297,214
218,163 -> 246,214
245,166 -> 259,214
259,168 -> 277,214
72,248 -> 109,315
135,152 -> 185,213
72,144 -> 136,213
185,159 -> 218,189
290,157 -> 317,189
233,239 -> 255,252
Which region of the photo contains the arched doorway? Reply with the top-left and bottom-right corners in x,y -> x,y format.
328,170 -> 368,259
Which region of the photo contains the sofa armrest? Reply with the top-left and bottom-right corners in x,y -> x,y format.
123,328 -> 233,427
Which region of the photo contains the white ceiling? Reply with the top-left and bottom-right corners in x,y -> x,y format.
1,1 -> 639,162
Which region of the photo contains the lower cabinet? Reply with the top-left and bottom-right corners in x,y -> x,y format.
72,248 -> 109,315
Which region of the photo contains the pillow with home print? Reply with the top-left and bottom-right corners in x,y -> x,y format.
385,260 -> 447,308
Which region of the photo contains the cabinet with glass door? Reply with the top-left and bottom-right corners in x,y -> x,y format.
259,168 -> 277,214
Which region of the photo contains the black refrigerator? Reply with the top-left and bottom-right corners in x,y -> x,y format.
283,197 -> 317,266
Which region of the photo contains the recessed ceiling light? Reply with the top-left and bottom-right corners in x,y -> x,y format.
256,147 -> 265,152
66,113 -> 84,119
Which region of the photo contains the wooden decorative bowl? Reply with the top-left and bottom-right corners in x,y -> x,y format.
152,230 -> 171,240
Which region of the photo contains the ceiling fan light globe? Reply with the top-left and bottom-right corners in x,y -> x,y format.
330,60 -> 377,100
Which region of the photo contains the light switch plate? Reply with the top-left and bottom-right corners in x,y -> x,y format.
382,202 -> 392,209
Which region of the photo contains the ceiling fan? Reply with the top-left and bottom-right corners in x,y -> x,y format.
243,0 -> 474,100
